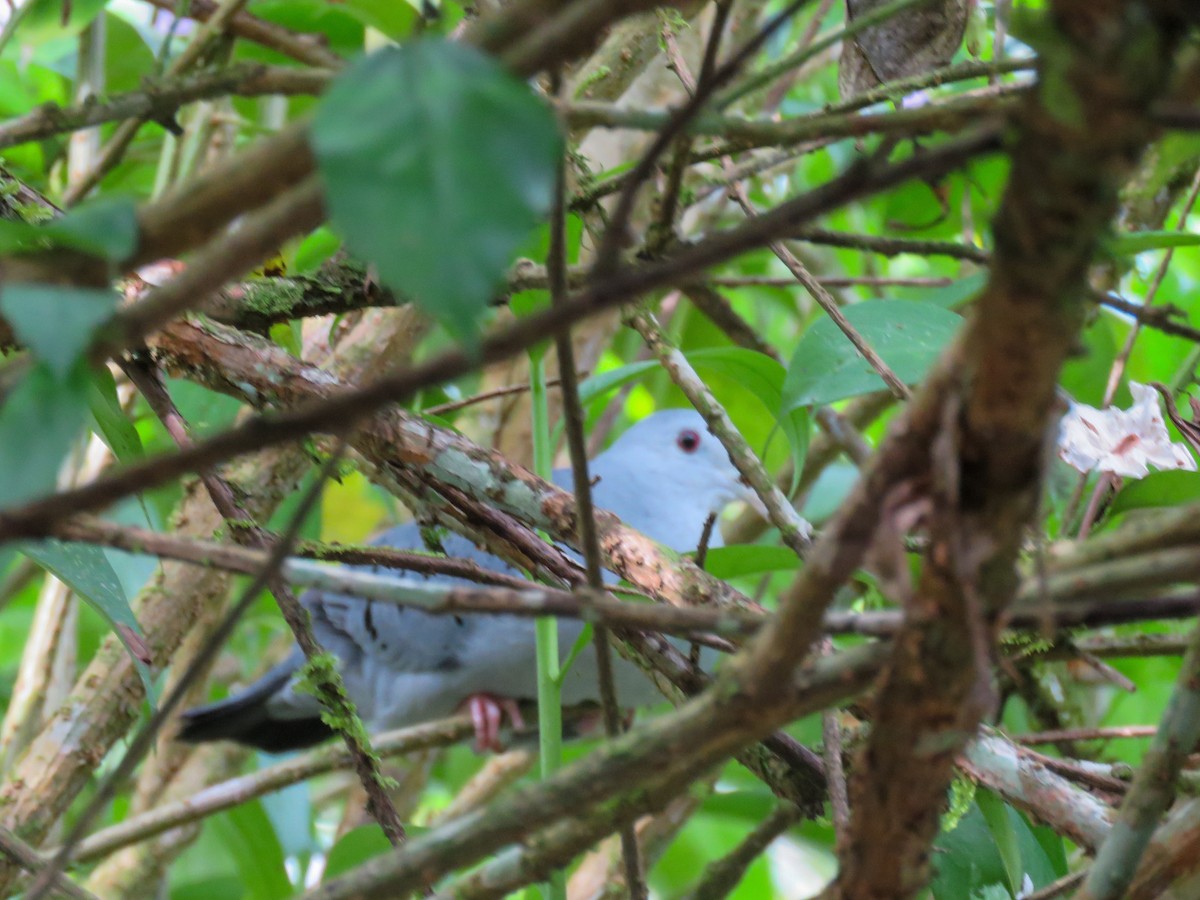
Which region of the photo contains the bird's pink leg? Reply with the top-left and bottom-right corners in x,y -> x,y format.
460,693 -> 527,752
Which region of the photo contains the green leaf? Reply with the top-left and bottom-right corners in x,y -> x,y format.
931,804 -> 1010,899
510,289 -> 550,319
783,300 -> 961,406
21,538 -> 157,699
689,348 -> 809,488
977,788 -> 1023,897
702,545 -> 802,580
42,196 -> 138,261
690,347 -> 784,410
1110,470 -> 1200,514
323,826 -> 393,881
561,621 -> 594,677
8,0 -> 110,46
291,226 -> 341,274
921,272 -> 988,309
577,360 -> 659,405
0,360 -> 90,508
0,284 -> 116,378
932,801 -> 1061,899
338,0 -> 419,38
209,801 -> 292,900
88,365 -> 143,462
103,500 -> 162,599
312,40 -> 561,344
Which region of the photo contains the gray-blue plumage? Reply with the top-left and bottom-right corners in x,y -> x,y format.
178,409 -> 751,752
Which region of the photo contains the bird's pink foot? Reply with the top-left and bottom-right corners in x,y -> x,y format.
460,693 -> 527,752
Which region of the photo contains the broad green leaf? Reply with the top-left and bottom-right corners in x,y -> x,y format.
21,539 -> 139,638
0,284 -> 116,378
691,347 -> 807,485
702,545 -> 802,580
312,40 -> 561,343
102,13 -> 159,95
42,196 -> 138,261
690,347 -> 785,410
21,537 -> 157,699
687,348 -> 805,481
1110,470 -> 1200,514
165,377 -> 244,437
0,360 -> 90,508
1105,230 -> 1200,256
209,801 -> 292,900
783,300 -> 962,406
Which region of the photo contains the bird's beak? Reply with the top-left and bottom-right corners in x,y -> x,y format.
737,475 -> 771,519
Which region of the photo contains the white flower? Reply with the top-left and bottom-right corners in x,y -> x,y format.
1058,382 -> 1197,478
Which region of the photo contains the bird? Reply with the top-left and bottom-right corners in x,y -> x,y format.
177,408 -> 757,754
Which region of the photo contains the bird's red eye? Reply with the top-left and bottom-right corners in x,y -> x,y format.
677,429 -> 701,453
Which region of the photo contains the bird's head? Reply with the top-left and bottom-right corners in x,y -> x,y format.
588,408 -> 765,553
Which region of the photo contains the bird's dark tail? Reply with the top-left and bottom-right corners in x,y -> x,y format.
176,657 -> 332,754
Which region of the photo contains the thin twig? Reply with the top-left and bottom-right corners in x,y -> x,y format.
423,375 -> 580,416
0,826 -> 96,900
0,64 -> 330,153
141,0 -> 343,68
548,73 -> 645,893
65,718 -> 477,864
